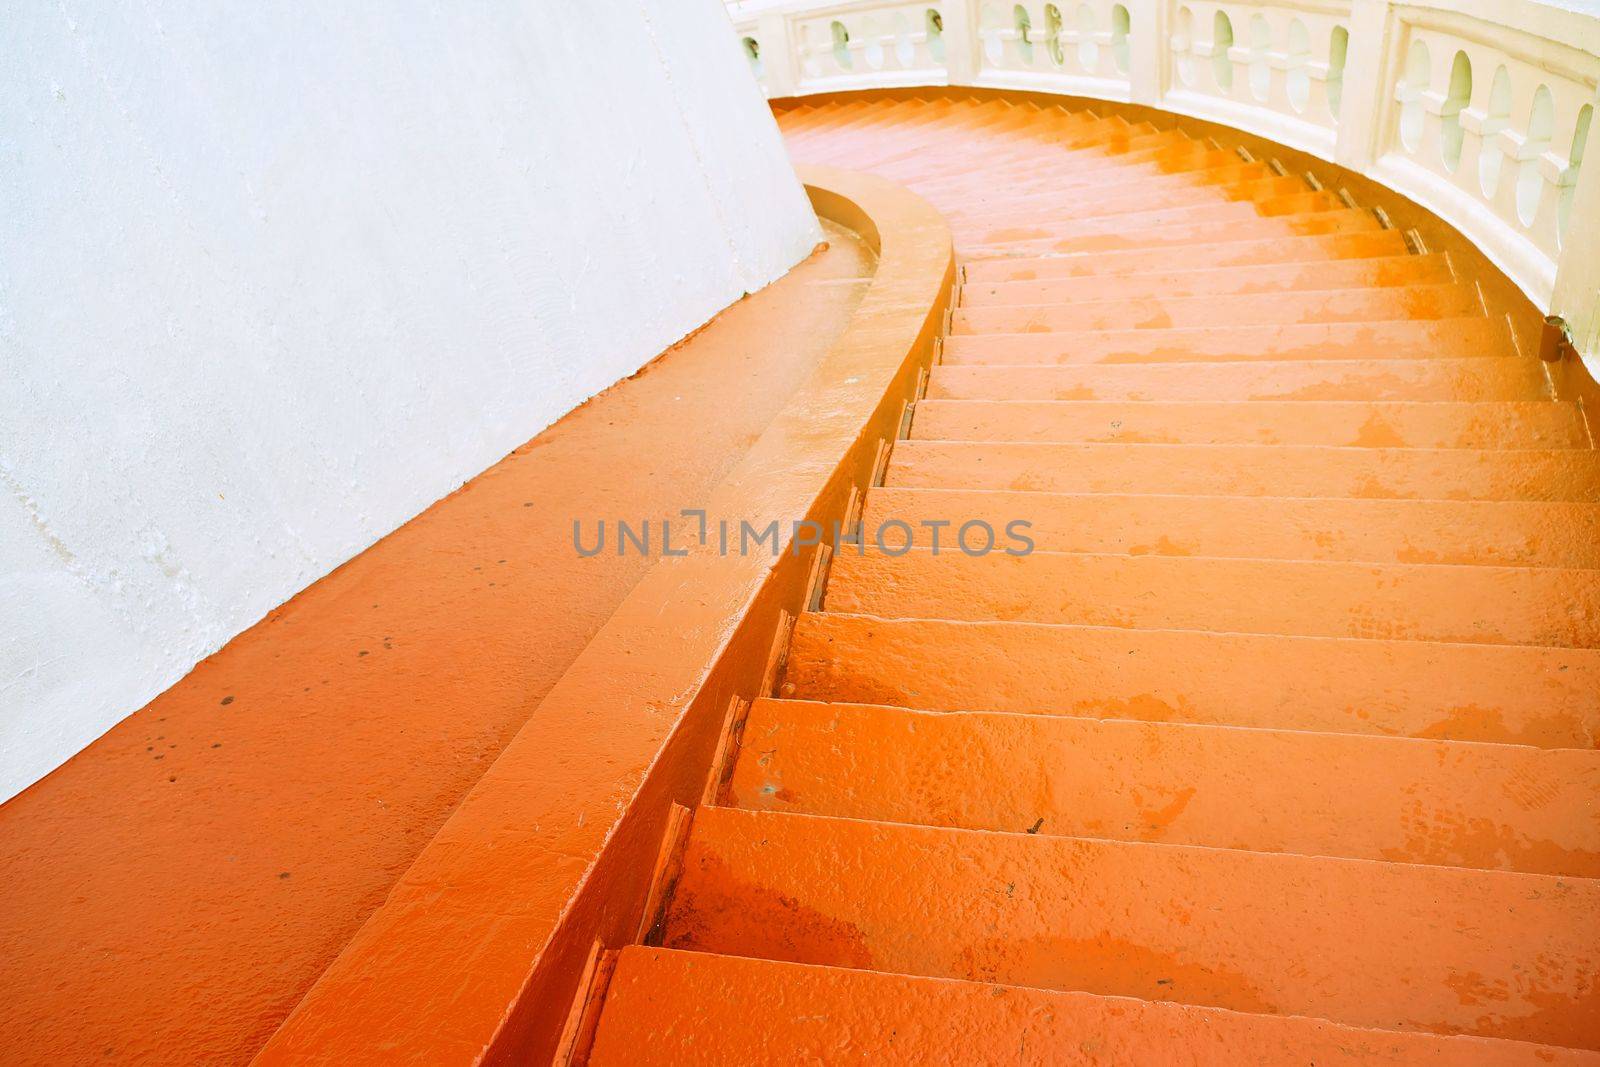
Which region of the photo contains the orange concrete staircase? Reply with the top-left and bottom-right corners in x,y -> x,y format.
571,97 -> 1600,1064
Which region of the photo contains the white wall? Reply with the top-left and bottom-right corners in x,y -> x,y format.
0,1 -> 821,800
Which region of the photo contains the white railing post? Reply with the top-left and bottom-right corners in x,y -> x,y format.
1551,116 -> 1600,364
1332,0 -> 1391,172
1127,0 -> 1165,106
759,13 -> 800,97
941,0 -> 981,85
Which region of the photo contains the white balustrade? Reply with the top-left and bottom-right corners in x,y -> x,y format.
725,0 -> 1600,370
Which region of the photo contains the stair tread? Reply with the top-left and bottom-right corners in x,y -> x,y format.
729,697 -> 1600,876
589,947 -> 1600,1066
659,807 -> 1600,1048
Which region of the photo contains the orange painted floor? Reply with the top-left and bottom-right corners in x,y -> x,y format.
0,227 -> 873,1064
580,98 -> 1600,1063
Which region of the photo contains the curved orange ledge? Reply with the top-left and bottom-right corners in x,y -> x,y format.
251,167 -> 955,1065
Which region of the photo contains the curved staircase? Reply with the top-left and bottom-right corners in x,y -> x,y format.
578,97 -> 1600,1064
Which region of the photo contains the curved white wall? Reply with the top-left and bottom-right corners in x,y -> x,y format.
0,0 -> 821,800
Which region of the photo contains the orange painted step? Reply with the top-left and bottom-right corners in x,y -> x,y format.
955,200 -> 1277,246
960,254 -> 1457,304
951,285 -> 1481,332
588,947 -> 1600,1066
909,399 -> 1585,448
875,134 -> 1197,196
962,230 -> 1411,280
914,144 -> 1267,193
822,548 -> 1600,646
965,208 -> 1378,256
907,136 -> 1223,196
727,698 -> 1600,876
838,116 -> 1142,179
883,443 -> 1600,502
659,807 -> 1600,1048
965,188 -> 1348,237
940,317 -> 1512,364
939,161 -> 1281,218
863,486 -> 1600,566
948,173 -> 1315,226
926,359 -> 1550,403
780,612 -> 1600,748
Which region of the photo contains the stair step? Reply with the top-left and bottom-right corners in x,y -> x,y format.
941,317 -> 1513,364
588,947 -> 1600,1066
957,198 -> 1267,244
960,254 -> 1457,303
949,173 -> 1319,226
952,285 -> 1480,332
962,230 -> 1410,280
926,358 -> 1550,403
780,612 -> 1600,747
884,443 -> 1600,503
822,548 -> 1600,646
963,208 -> 1380,257
658,807 -> 1600,1048
728,698 -> 1600,876
941,160 -> 1278,218
909,399 -> 1585,449
862,485 -> 1600,566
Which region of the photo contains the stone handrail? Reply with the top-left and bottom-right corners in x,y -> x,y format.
728,0 -> 1600,369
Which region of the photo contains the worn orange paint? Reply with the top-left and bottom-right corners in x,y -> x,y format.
0,231 -> 874,1063
589,948 -> 1600,1066
660,806 -> 1600,1047
728,698 -> 1600,876
248,169 -> 954,1065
